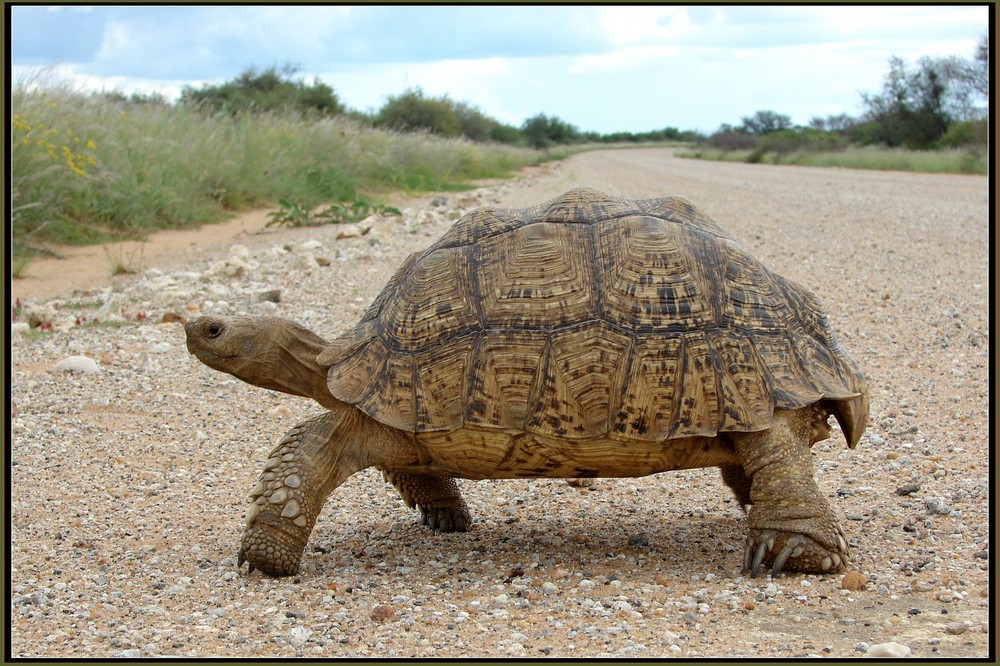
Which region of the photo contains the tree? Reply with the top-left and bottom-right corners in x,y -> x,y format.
739,110 -> 793,135
521,114 -> 579,149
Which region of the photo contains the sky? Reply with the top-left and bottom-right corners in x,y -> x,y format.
9,5 -> 990,134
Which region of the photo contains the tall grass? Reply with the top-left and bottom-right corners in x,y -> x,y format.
11,77 -> 545,262
677,145 -> 988,175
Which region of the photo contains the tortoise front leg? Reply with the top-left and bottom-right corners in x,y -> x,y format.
240,408 -> 371,576
380,470 -> 471,532
732,406 -> 849,577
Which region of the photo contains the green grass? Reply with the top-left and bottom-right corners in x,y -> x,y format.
677,145 -> 988,175
12,75 -> 549,267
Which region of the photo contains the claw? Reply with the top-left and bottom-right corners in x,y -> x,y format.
743,541 -> 754,573
770,544 -> 794,577
750,541 -> 768,577
237,547 -> 256,574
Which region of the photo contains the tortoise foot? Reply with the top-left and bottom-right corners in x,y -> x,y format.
743,523 -> 849,577
419,502 -> 471,532
238,512 -> 307,577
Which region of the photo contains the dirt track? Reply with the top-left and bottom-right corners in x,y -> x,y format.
9,148 -> 991,658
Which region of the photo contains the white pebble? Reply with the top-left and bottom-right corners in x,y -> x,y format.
287,626 -> 311,647
52,355 -> 100,374
269,405 -> 294,419
294,252 -> 317,270
541,582 -> 557,594
867,642 -> 911,658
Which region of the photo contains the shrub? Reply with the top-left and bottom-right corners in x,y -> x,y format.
375,88 -> 463,138
180,65 -> 344,116
937,119 -> 988,147
709,130 -> 756,151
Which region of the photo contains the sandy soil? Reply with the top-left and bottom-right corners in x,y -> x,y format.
8,148 -> 991,658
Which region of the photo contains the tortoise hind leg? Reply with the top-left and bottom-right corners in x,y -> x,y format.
731,406 -> 849,576
381,470 -> 471,532
719,464 -> 753,508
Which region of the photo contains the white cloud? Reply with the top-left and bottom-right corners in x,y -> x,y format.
568,45 -> 681,75
11,5 -> 988,134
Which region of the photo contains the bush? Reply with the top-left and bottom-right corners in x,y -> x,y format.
180,65 -> 344,116
708,130 -> 756,151
375,88 -> 463,137
521,114 -> 580,149
937,119 -> 988,147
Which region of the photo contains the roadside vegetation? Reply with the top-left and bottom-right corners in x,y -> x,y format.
680,37 -> 988,175
11,36 -> 987,272
11,75 -> 541,268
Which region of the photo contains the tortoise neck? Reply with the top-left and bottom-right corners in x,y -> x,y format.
250,320 -> 342,409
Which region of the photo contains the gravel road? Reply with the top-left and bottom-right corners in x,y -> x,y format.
8,148 -> 991,658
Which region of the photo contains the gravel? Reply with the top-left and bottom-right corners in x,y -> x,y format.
9,148 -> 990,658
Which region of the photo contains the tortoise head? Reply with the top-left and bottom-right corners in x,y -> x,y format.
185,315 -> 340,408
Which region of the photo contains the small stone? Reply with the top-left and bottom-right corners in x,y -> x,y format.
540,582 -> 558,594
867,642 -> 911,658
315,256 -> 331,267
269,405 -> 294,419
945,622 -> 970,635
258,289 -> 282,303
52,355 -> 101,374
841,571 -> 868,591
114,648 -> 142,658
207,257 -> 249,278
160,311 -> 187,324
925,497 -> 952,515
287,625 -> 311,647
895,483 -> 920,496
628,534 -> 650,547
370,604 -> 394,622
336,225 -> 362,240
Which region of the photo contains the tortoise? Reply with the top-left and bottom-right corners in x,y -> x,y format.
185,188 -> 869,578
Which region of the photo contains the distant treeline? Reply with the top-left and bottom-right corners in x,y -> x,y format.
706,36 -> 988,161
116,64 -> 700,149
119,34 -> 987,156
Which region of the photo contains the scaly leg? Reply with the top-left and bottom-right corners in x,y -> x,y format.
732,406 -> 849,576
719,464 -> 753,508
380,470 -> 471,532
240,408 -> 376,576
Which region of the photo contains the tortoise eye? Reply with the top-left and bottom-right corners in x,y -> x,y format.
207,323 -> 223,338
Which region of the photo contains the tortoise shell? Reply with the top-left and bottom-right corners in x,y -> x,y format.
318,188 -> 868,447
